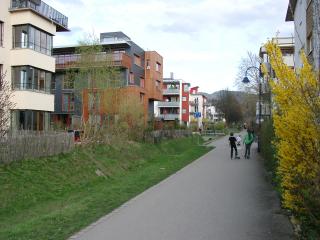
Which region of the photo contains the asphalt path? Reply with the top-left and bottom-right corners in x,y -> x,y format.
69,134 -> 294,240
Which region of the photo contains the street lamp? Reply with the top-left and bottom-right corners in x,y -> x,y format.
242,66 -> 262,152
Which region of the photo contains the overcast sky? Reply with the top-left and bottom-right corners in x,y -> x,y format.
48,0 -> 293,93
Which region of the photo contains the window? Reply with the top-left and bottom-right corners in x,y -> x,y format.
0,21 -> 4,47
182,109 -> 186,114
182,96 -> 187,101
12,24 -> 53,55
129,72 -> 134,84
156,62 -> 161,72
11,110 -> 50,131
62,93 -> 75,112
140,93 -> 145,103
146,59 -> 150,69
156,80 -> 161,88
134,54 -> 141,66
307,34 -> 313,53
183,84 -> 189,92
0,64 -> 3,89
140,77 -> 145,88
12,66 -> 52,93
62,75 -> 74,89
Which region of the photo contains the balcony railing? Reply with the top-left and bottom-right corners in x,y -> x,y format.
10,0 -> 68,31
163,88 -> 180,95
55,52 -> 131,69
158,114 -> 180,120
158,101 -> 180,108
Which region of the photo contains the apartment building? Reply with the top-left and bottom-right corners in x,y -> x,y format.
259,37 -> 294,119
156,73 -> 190,126
52,32 -> 163,127
189,86 -> 208,129
286,0 -> 320,69
0,0 -> 68,131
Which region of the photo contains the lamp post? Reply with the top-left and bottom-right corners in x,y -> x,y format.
242,66 -> 262,152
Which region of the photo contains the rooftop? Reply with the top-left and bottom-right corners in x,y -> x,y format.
9,0 -> 69,32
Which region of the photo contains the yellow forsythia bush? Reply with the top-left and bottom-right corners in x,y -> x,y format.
264,43 -> 320,219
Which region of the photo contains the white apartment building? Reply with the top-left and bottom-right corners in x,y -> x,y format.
285,0 -> 320,69
0,0 -> 68,131
189,87 -> 208,129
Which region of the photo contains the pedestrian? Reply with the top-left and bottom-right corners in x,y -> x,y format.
229,132 -> 240,159
236,134 -> 241,146
243,129 -> 254,159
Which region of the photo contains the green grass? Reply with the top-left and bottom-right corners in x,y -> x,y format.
0,137 -> 212,240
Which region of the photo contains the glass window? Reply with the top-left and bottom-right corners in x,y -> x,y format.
35,28 -> 40,52
129,72 -> 134,84
0,64 -> 3,89
39,70 -> 45,91
29,25 -> 34,49
40,31 -> 46,54
140,77 -> 145,88
184,84 -> 189,92
134,54 -> 141,66
12,66 -> 52,93
0,21 -> 4,47
156,62 -> 161,72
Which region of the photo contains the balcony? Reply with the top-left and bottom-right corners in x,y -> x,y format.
10,0 -> 69,32
159,114 -> 180,121
55,52 -> 132,70
158,101 -> 180,108
163,78 -> 180,84
163,88 -> 180,95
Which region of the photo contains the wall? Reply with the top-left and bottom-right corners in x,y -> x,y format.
294,0 -> 307,68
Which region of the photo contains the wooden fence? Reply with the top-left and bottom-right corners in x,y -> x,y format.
0,131 -> 75,164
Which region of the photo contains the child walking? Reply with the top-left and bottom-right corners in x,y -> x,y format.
243,130 -> 254,159
229,132 -> 240,159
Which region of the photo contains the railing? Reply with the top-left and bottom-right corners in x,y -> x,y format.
157,101 -> 180,107
55,52 -> 131,69
163,88 -> 180,95
158,114 -> 180,120
12,83 -> 51,93
10,0 -> 68,29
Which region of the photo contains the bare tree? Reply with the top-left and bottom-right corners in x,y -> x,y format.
0,71 -> 15,139
235,51 -> 262,93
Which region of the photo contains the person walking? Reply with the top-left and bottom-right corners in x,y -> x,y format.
243,130 -> 254,159
229,132 -> 240,159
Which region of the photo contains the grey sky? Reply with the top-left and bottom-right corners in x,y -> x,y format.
48,0 -> 293,93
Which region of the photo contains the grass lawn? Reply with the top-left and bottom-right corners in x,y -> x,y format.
0,137 -> 212,240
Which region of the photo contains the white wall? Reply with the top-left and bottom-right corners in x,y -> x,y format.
294,0 -> 307,69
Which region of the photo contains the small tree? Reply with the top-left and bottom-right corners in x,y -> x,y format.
0,71 -> 15,140
65,33 -> 122,141
265,42 -> 320,237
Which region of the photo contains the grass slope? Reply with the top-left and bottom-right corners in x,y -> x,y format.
0,137 -> 212,240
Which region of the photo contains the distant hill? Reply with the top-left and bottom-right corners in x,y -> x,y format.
200,90 -> 254,104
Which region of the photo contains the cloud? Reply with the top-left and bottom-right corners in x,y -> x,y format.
49,0 -> 293,92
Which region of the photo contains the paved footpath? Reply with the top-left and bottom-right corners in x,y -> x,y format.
70,134 -> 294,240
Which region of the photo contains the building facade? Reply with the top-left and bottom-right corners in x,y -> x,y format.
286,0 -> 320,69
259,37 -> 294,121
52,32 -> 163,127
0,0 -> 68,131
155,73 -> 190,125
189,87 -> 208,129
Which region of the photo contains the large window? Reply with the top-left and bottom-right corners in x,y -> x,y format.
11,110 -> 50,131
13,24 -> 53,55
12,66 -> 52,93
0,21 -> 4,47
